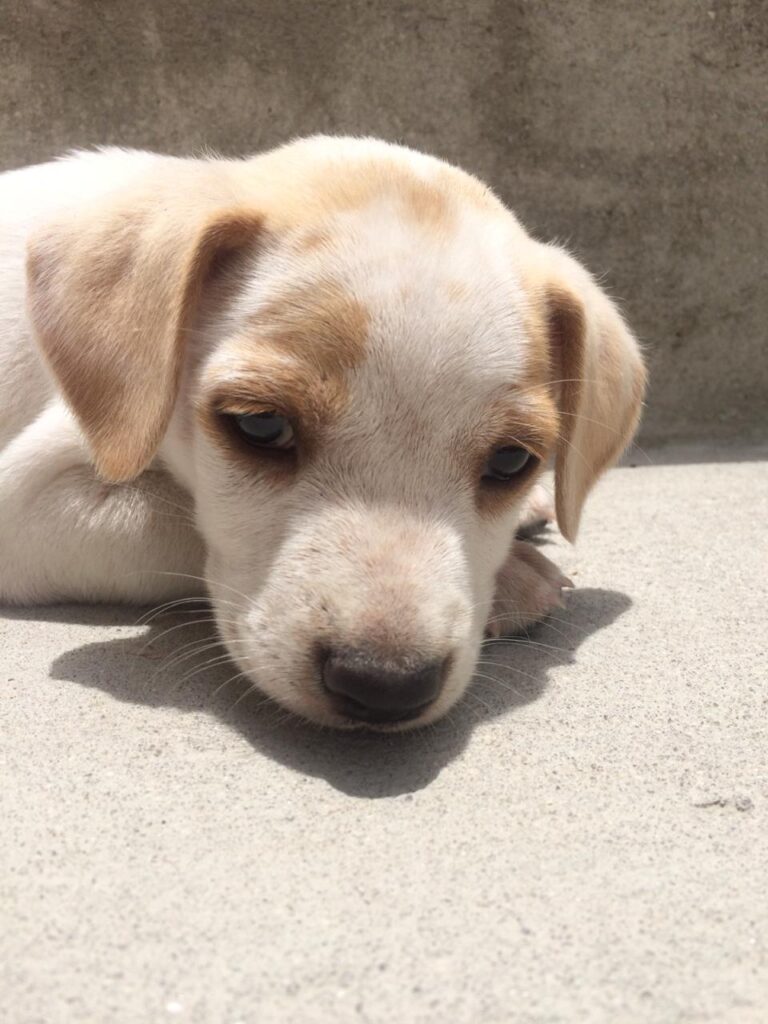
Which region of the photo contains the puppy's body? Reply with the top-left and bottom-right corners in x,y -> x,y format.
0,138 -> 645,728
0,151 -> 201,604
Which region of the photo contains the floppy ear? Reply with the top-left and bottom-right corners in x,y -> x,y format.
26,167 -> 262,481
536,244 -> 647,541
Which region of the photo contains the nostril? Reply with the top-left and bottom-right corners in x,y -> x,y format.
321,647 -> 449,722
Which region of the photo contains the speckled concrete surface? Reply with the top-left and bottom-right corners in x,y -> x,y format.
2,450 -> 767,1024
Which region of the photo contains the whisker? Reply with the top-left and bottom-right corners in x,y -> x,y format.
147,617 -> 248,658
140,617 -> 225,652
472,671 -> 526,698
480,635 -> 569,654
462,688 -> 494,714
209,669 -> 252,703
228,682 -> 259,712
165,654 -> 238,693
136,595 -> 239,626
474,659 -> 544,687
156,639 -> 230,676
126,570 -> 252,606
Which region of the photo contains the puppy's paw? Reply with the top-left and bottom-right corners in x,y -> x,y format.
516,483 -> 555,539
486,540 -> 573,637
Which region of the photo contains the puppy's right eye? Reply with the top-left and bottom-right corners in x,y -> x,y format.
482,445 -> 534,482
232,411 -> 296,449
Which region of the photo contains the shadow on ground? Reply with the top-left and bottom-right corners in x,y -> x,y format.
3,588 -> 630,797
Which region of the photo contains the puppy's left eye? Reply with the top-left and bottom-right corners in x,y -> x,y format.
232,411 -> 295,449
482,445 -> 534,482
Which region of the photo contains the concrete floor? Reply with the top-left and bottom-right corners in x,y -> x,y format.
2,448 -> 766,1024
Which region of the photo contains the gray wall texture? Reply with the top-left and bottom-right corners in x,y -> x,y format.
2,0 -> 766,444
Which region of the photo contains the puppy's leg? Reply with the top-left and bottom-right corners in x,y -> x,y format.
0,403 -> 205,605
486,540 -> 573,637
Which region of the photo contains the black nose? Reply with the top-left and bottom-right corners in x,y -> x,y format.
321,647 -> 447,724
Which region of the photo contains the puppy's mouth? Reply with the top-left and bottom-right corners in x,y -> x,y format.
324,692 -> 437,727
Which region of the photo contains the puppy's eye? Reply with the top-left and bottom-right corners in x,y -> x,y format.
232,411 -> 295,449
482,445 -> 533,482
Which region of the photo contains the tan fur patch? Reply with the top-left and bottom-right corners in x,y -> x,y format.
26,161 -> 264,481
250,279 -> 369,382
198,278 -> 370,477
473,390 -> 560,518
397,174 -> 452,231
227,149 -> 497,240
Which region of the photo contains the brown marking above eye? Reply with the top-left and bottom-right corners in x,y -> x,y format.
196,278 -> 370,478
473,389 -> 560,517
249,277 -> 369,378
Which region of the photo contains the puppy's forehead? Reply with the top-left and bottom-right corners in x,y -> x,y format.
208,152 -> 550,440
237,179 -> 534,386
337,198 -> 530,376
251,137 -> 509,236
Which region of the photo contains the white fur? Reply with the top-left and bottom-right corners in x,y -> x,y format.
0,137 -> 642,729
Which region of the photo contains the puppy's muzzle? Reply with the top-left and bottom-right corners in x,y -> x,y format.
320,647 -> 450,724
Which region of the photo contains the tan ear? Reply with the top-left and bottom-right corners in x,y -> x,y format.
536,244 -> 647,541
26,166 -> 262,481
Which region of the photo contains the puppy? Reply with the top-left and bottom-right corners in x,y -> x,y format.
0,137 -> 646,729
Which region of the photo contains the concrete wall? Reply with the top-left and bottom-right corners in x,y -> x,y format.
2,0 -> 766,444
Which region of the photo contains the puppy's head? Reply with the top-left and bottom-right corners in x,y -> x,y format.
27,137 -> 646,729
